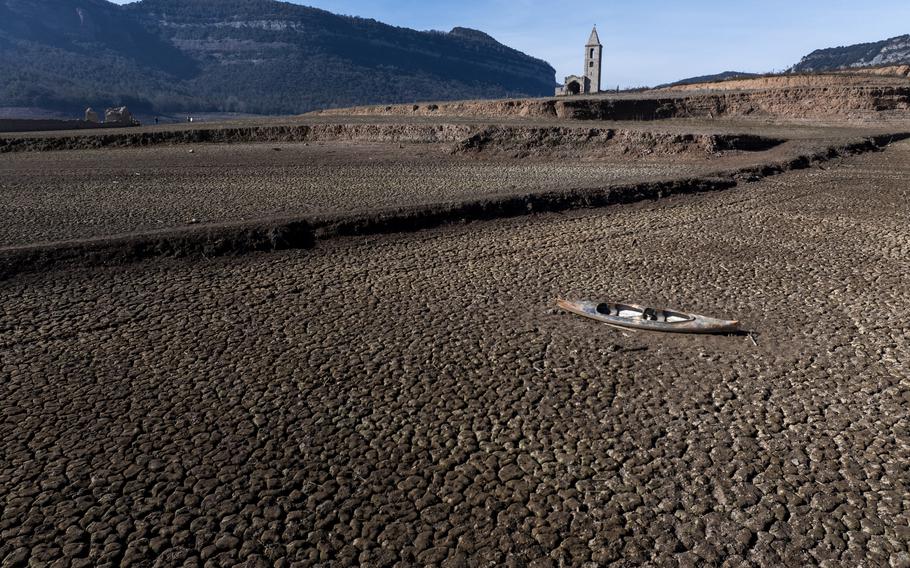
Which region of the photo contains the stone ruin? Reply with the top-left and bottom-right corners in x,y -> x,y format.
556,27 -> 603,96
104,106 -> 136,125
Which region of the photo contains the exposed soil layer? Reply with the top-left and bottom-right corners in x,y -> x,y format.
0,218 -> 314,281
0,123 -> 475,153
451,126 -> 785,158
846,64 -> 910,78
1,140 -> 908,567
2,131 -> 907,278
0,123 -> 785,156
322,86 -> 910,121
3,82 -> 910,155
0,118 -> 128,134
657,70 -> 910,92
0,138 -> 738,249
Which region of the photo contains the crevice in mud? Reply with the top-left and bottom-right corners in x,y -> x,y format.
310,178 -> 736,239
0,219 -> 314,280
0,133 -> 907,278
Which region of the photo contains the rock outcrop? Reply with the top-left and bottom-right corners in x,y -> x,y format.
791,35 -> 910,73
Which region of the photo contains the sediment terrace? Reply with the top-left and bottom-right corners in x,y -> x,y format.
0,119 -> 826,154
656,69 -> 910,91
322,85 -> 910,121
2,117 -> 908,277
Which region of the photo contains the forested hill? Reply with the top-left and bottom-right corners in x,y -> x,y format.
0,0 -> 557,115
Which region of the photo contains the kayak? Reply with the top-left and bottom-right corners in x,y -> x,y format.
556,298 -> 740,334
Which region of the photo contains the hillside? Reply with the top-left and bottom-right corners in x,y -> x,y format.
0,0 -> 556,115
659,71 -> 760,89
791,34 -> 910,72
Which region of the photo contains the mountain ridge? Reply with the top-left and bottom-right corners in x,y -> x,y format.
0,0 -> 556,114
791,34 -> 910,73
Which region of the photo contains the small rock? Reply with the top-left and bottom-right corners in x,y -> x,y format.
62,541 -> 87,557
498,463 -> 523,483
890,552 -> 910,568
215,534 -> 239,551
416,546 -> 450,564
2,548 -> 29,567
149,536 -> 169,554
442,553 -> 469,568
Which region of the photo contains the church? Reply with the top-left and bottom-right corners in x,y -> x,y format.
555,27 -> 602,96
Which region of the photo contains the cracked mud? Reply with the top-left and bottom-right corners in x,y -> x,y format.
1,140 -> 908,566
0,118 -> 900,249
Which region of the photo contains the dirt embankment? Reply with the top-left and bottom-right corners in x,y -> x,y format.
658,72 -> 910,92
0,118 -> 128,134
0,219 -> 314,280
3,132 -> 907,278
452,127 -> 784,159
844,65 -> 910,78
321,86 -> 910,121
0,123 -> 478,153
0,122 -> 782,157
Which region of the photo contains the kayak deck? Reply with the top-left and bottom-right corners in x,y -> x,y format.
556,299 -> 740,334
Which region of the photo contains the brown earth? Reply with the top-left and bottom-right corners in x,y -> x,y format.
0,120 -> 789,154
317,80 -> 910,122
0,118 -> 125,134
0,137 -> 742,249
1,120 -> 906,260
657,71 -> 910,92
845,64 -> 910,78
326,87 -> 910,121
1,78 -> 909,567
1,138 -> 908,567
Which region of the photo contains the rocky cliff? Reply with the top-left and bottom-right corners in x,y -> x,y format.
791,35 -> 910,72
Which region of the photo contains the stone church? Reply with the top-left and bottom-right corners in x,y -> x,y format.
556,27 -> 602,96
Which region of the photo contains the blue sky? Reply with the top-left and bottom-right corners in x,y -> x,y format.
112,0 -> 910,87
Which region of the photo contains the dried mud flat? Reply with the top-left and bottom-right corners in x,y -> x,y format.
0,117 -> 907,254
0,138 -> 748,248
1,130 -> 909,568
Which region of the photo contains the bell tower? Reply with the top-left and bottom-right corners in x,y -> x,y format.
585,26 -> 602,93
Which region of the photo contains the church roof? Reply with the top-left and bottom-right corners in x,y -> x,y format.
586,26 -> 601,46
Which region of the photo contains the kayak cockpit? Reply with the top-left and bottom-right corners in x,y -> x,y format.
594,302 -> 695,324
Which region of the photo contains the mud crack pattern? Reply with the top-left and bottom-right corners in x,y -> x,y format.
1,142 -> 909,566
